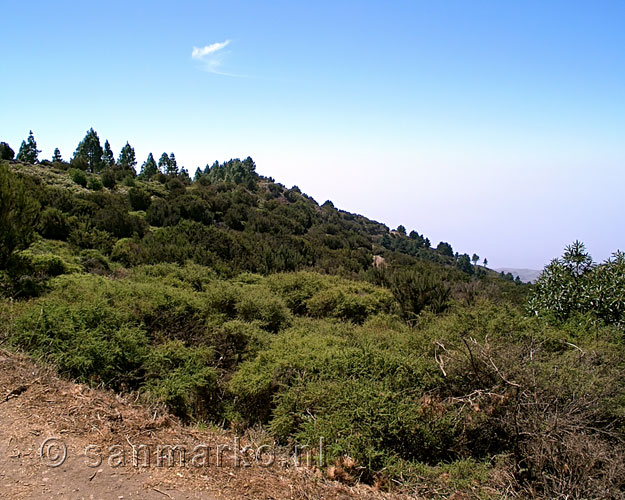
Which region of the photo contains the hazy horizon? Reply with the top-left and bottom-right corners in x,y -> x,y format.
2,0 -> 624,269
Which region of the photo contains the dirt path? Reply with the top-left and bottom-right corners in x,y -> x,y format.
0,350 -> 406,499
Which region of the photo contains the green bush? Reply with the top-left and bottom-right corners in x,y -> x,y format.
229,317 -> 449,475
205,281 -> 240,318
17,250 -> 67,276
306,284 -> 394,324
528,241 -> 625,328
235,285 -> 292,332
69,168 -> 87,187
202,320 -> 269,369
4,250 -> 69,298
87,176 -> 103,191
146,198 -> 179,226
130,262 -> 215,291
0,164 -> 40,268
265,272 -> 326,314
229,302 -> 625,491
101,168 -> 116,189
389,269 -> 451,322
69,222 -> 115,254
9,273 -> 216,404
111,238 -> 143,266
93,205 -> 147,239
12,298 -> 150,389
128,187 -> 151,211
79,249 -> 110,273
144,340 -> 217,420
38,207 -> 71,240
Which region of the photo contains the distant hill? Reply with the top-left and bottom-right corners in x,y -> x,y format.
495,268 -> 542,283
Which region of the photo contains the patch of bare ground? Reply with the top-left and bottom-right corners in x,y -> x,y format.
0,349 -> 411,499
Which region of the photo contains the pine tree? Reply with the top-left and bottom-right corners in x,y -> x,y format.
26,130 -> 40,162
158,153 -> 169,173
117,142 -> 137,173
242,156 -> 256,174
457,254 -> 474,275
102,140 -> 115,168
52,148 -> 63,162
16,131 -> 40,163
472,253 -> 480,267
140,153 -> 158,179
16,141 -> 29,163
179,167 -> 190,183
167,152 -> 178,176
73,128 -> 104,173
437,242 -> 454,257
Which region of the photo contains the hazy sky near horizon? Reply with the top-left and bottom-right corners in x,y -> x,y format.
2,1 -> 624,269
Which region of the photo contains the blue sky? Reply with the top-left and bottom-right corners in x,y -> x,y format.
2,0 -> 624,268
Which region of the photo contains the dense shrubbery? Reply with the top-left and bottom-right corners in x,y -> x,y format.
5,156 -> 621,496
6,269 -> 400,417
6,259 -> 622,494
0,164 -> 40,268
229,301 -> 625,495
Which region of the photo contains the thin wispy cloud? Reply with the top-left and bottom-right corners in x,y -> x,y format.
191,40 -> 230,60
191,39 -> 249,77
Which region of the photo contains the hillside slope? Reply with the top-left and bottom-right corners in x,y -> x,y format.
0,159 -> 500,278
5,158 -> 624,498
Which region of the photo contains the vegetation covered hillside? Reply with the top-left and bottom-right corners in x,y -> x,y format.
1,130 -> 625,498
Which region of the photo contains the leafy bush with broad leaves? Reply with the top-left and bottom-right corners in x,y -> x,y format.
528,241 -> 625,328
